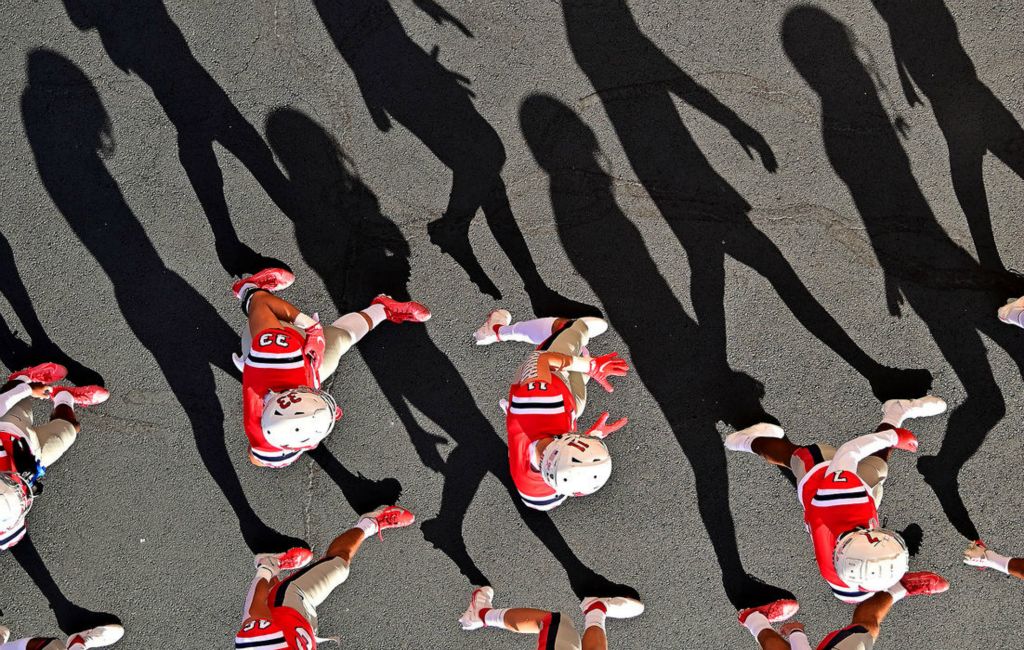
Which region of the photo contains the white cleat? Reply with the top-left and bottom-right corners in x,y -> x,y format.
725,423 -> 785,454
232,352 -> 245,373
581,596 -> 645,619
473,310 -> 512,345
459,586 -> 495,630
67,624 -> 125,648
0,625 -> 10,644
881,396 -> 947,427
997,296 -> 1024,328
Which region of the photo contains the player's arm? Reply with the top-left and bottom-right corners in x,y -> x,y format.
828,428 -> 917,476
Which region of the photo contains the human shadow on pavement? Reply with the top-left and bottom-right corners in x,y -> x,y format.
60,0 -> 290,277
22,49 -> 304,554
0,233 -> 103,387
782,5 -> 1024,542
873,0 -> 1024,273
521,95 -> 793,609
560,0 -> 932,402
266,107 -> 635,598
311,0 -> 597,318
8,534 -> 121,634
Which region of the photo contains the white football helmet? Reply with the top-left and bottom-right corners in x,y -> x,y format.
0,472 -> 32,531
262,387 -> 339,451
539,434 -> 612,497
833,528 -> 909,592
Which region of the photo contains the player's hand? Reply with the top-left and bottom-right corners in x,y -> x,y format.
29,382 -> 52,398
893,427 -> 918,452
585,412 -> 627,439
588,352 -> 629,392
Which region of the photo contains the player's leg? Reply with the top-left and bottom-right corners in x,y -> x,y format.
474,310 -> 565,346
544,318 -> 607,414
231,268 -> 299,338
579,597 -> 644,650
870,396 -> 947,464
285,506 -> 415,617
458,587 -> 568,639
317,295 -> 428,379
33,386 -> 110,466
724,423 -> 800,468
737,599 -> 800,649
242,548 -> 312,620
964,541 -> 1024,580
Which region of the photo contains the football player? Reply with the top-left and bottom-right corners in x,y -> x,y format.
232,268 -> 430,468
738,570 -> 949,650
474,311 -> 629,511
459,587 -> 643,650
0,623 -> 124,650
0,362 -> 108,551
235,505 -> 415,649
963,540 -> 1024,579
725,396 -> 947,603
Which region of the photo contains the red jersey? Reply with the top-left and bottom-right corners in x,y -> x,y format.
506,377 -> 577,511
0,431 -> 30,550
795,448 -> 880,603
243,327 -> 319,468
235,608 -> 316,650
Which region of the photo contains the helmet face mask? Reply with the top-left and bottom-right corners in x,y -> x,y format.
539,433 -> 612,497
0,472 -> 32,531
833,528 -> 910,592
261,387 -> 338,451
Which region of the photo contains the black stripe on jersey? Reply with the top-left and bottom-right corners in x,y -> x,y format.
509,399 -> 566,412
543,612 -> 562,650
273,558 -> 333,607
820,624 -> 871,649
813,490 -> 869,502
522,493 -> 566,508
247,352 -> 304,365
235,635 -> 286,649
537,320 -> 576,351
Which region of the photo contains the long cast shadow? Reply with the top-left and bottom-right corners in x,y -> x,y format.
9,534 -> 120,634
310,0 -> 596,317
21,49 -> 302,553
60,0 -> 290,277
266,107 -> 633,598
0,232 -> 103,387
782,5 -> 1024,541
521,95 -> 793,609
873,0 -> 1024,272
560,0 -> 931,402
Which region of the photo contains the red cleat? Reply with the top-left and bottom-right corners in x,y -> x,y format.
900,571 -> 949,597
232,268 -> 295,299
51,385 -> 109,407
254,547 -> 313,574
737,599 -> 800,626
359,505 -> 415,539
371,295 -> 431,324
9,362 -> 68,385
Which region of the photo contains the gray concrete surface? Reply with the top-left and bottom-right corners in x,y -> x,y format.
2,0 -> 1023,647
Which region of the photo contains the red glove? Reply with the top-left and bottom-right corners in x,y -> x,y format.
893,427 -> 918,452
588,352 -> 629,392
303,315 -> 326,375
584,412 -> 628,439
